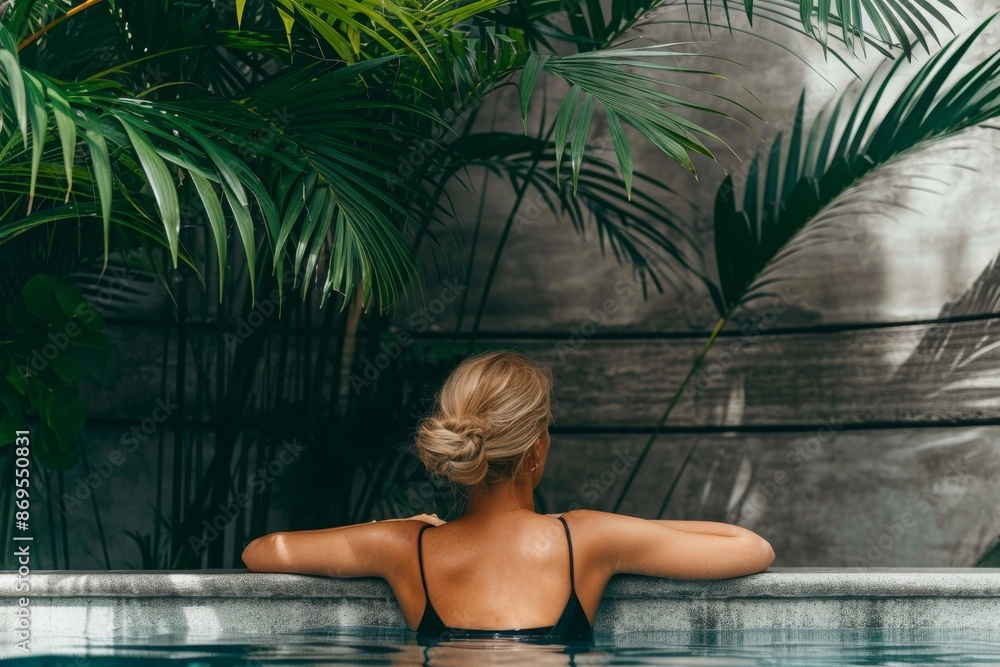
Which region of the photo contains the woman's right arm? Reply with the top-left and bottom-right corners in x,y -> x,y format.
650,520 -> 760,538
577,511 -> 774,580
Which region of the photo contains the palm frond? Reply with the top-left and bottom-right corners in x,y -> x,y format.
615,16 -> 1000,512
890,242 -> 1000,395
238,58 -> 430,307
0,85 -> 275,298
779,0 -> 960,55
0,0 -> 73,44
446,131 -> 703,290
0,24 -> 433,308
259,0 -> 510,81
520,45 -> 756,190
503,0 -> 958,56
712,14 -> 1000,314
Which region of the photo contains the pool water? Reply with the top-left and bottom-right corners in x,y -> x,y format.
8,628 -> 1000,666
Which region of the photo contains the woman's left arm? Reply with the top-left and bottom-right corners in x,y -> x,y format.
241,514 -> 444,577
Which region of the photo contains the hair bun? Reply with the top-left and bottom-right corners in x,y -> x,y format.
414,350 -> 553,487
417,416 -> 490,486
448,419 -> 485,460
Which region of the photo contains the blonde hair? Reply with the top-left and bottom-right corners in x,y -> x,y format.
416,350 -> 553,487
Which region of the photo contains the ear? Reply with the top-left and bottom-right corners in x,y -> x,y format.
533,432 -> 547,461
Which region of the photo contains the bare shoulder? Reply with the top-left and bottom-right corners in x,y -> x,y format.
366,519 -> 434,554
556,509 -> 646,560
553,510 -> 666,591
559,508 -> 649,532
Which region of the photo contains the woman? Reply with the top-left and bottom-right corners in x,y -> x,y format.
242,350 -> 774,641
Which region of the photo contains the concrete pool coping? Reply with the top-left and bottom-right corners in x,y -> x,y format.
2,568 -> 999,647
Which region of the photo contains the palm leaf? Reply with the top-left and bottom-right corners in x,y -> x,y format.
520,44 -> 756,190
263,0 -> 509,81
615,15 -> 1000,512
0,0 -> 73,44
727,0 -> 958,53
714,14 -> 1000,313
508,0 -> 958,55
240,58 -> 428,307
889,241 -> 1000,400
0,28 -> 290,294
437,130 -> 707,335
449,131 -> 701,282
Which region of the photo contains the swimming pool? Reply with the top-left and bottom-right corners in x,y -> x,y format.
6,627 -> 1000,665
3,570 -> 1000,665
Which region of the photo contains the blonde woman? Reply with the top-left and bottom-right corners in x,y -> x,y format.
242,350 -> 774,641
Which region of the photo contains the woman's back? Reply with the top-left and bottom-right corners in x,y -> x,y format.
415,511 -> 592,636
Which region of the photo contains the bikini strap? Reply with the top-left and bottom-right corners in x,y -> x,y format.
417,523 -> 433,599
557,515 -> 576,588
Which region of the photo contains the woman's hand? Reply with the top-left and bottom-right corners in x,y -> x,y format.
379,513 -> 446,526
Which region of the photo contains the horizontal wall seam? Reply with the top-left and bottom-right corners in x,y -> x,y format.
99,310 -> 1000,341
77,417 -> 1000,434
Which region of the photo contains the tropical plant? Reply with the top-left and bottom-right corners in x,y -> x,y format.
0,0 -> 961,304
613,15 -> 1000,523
0,0 -> 968,569
0,274 -> 108,467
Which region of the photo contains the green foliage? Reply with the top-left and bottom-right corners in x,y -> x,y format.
0,0 -> 744,314
0,0 -> 963,318
712,15 -> 1000,313
0,274 -> 110,469
524,47 -> 754,187
511,0 -> 958,55
977,539 -> 1000,567
446,131 -> 700,284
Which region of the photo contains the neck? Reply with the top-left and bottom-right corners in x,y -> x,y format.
463,477 -> 535,518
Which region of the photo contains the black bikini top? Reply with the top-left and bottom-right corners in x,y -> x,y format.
415,515 -> 593,641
